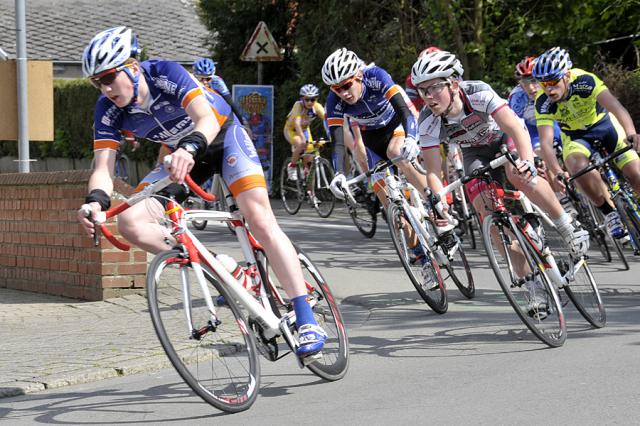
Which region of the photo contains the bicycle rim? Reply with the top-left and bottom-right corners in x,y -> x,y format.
311,158 -> 336,218
441,233 -> 475,299
295,244 -> 350,380
615,194 -> 640,254
280,159 -> 303,215
348,187 -> 377,238
147,250 -> 260,413
482,215 -> 566,347
584,203 -> 612,262
386,203 -> 447,314
563,259 -> 606,328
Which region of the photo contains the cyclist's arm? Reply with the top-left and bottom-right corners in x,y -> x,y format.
597,89 -> 637,138
329,121 -> 346,173
493,106 -> 534,163
89,149 -> 116,196
350,124 -> 368,172
186,95 -> 220,143
389,92 -> 417,139
538,124 -> 563,176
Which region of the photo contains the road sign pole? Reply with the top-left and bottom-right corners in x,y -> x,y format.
257,62 -> 263,85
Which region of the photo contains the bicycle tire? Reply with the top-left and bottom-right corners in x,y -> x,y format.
348,183 -> 378,238
614,193 -> 640,255
482,214 -> 566,347
256,244 -> 349,380
563,259 -> 606,328
147,249 -> 261,413
386,203 -> 448,314
310,157 -> 336,218
440,232 -> 475,299
280,158 -> 303,215
590,201 -> 629,269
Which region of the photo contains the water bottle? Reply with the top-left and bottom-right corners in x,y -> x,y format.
214,254 -> 249,306
522,213 -> 544,251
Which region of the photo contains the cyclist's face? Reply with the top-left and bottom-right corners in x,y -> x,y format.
331,75 -> 362,105
95,67 -> 135,108
518,78 -> 540,100
417,78 -> 451,115
541,74 -> 569,102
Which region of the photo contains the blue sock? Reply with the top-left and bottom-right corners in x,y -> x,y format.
291,295 -> 317,327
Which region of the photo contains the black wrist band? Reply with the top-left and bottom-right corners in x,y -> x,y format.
176,131 -> 208,161
85,189 -> 111,211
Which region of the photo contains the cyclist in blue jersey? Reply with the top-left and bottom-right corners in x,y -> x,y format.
193,57 -> 247,127
323,48 -> 424,203
76,27 -> 326,357
508,56 -> 562,156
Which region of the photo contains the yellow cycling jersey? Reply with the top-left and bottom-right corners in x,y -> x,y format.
534,68 -> 608,136
285,101 -> 325,131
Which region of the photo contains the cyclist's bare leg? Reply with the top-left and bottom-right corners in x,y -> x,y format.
505,163 -> 566,219
564,152 -> 613,207
288,134 -> 306,166
235,186 -> 307,297
117,199 -> 175,254
621,157 -> 640,195
387,135 -> 429,200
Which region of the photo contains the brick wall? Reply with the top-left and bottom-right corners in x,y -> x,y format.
0,170 -> 147,300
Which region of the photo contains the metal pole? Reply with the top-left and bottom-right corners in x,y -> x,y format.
257,61 -> 263,85
15,0 -> 30,173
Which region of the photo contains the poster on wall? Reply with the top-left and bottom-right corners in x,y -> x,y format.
232,84 -> 274,191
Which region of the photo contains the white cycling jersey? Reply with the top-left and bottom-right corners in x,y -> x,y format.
418,80 -> 508,149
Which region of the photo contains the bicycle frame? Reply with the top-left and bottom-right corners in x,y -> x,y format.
90,174 -> 308,352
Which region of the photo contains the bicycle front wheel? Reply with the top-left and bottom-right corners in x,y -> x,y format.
280,158 -> 303,215
440,232 -> 475,299
387,203 -> 447,314
310,157 -> 336,218
562,258 -> 606,328
482,214 -> 566,347
147,249 -> 261,413
348,183 -> 378,238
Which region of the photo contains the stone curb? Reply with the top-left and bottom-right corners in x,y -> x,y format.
0,354 -> 173,399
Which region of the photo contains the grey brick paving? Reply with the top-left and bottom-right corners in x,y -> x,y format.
0,287 -> 171,398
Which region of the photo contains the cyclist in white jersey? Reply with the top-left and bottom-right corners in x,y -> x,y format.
412,50 -> 589,313
76,26 -> 326,357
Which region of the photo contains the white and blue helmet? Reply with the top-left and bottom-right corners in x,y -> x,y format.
299,84 -> 320,97
82,26 -> 140,77
321,48 -> 364,86
532,47 -> 572,81
193,58 -> 216,77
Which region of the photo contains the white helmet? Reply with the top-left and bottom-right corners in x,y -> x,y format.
411,50 -> 464,85
299,84 -> 320,97
321,48 -> 363,86
82,26 -> 140,77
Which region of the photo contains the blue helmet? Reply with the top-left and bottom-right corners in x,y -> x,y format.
532,47 -> 572,81
193,57 -> 216,77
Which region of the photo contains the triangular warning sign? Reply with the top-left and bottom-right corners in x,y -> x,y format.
240,21 -> 283,62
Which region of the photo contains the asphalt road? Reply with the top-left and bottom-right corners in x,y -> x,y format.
2,202 -> 640,425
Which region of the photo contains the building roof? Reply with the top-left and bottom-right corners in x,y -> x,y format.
0,0 -> 210,63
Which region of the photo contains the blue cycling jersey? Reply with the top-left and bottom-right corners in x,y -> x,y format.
325,65 -> 417,139
508,85 -> 561,149
208,75 -> 230,97
93,60 -> 235,150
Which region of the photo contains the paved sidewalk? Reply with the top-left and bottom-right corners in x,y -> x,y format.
0,287 -> 176,398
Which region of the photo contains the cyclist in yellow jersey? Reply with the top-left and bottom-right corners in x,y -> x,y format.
284,84 -> 327,180
533,47 -> 640,239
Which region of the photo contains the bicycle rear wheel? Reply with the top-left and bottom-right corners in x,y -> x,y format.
147,249 -> 260,413
280,158 -> 303,215
482,214 -> 566,347
348,183 -> 378,238
387,203 -> 447,314
310,157 -> 336,218
439,231 -> 475,299
256,244 -> 349,380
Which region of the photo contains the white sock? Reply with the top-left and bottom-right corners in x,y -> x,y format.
552,211 -> 572,229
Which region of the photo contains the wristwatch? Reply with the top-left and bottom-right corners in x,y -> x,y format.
180,142 -> 199,157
